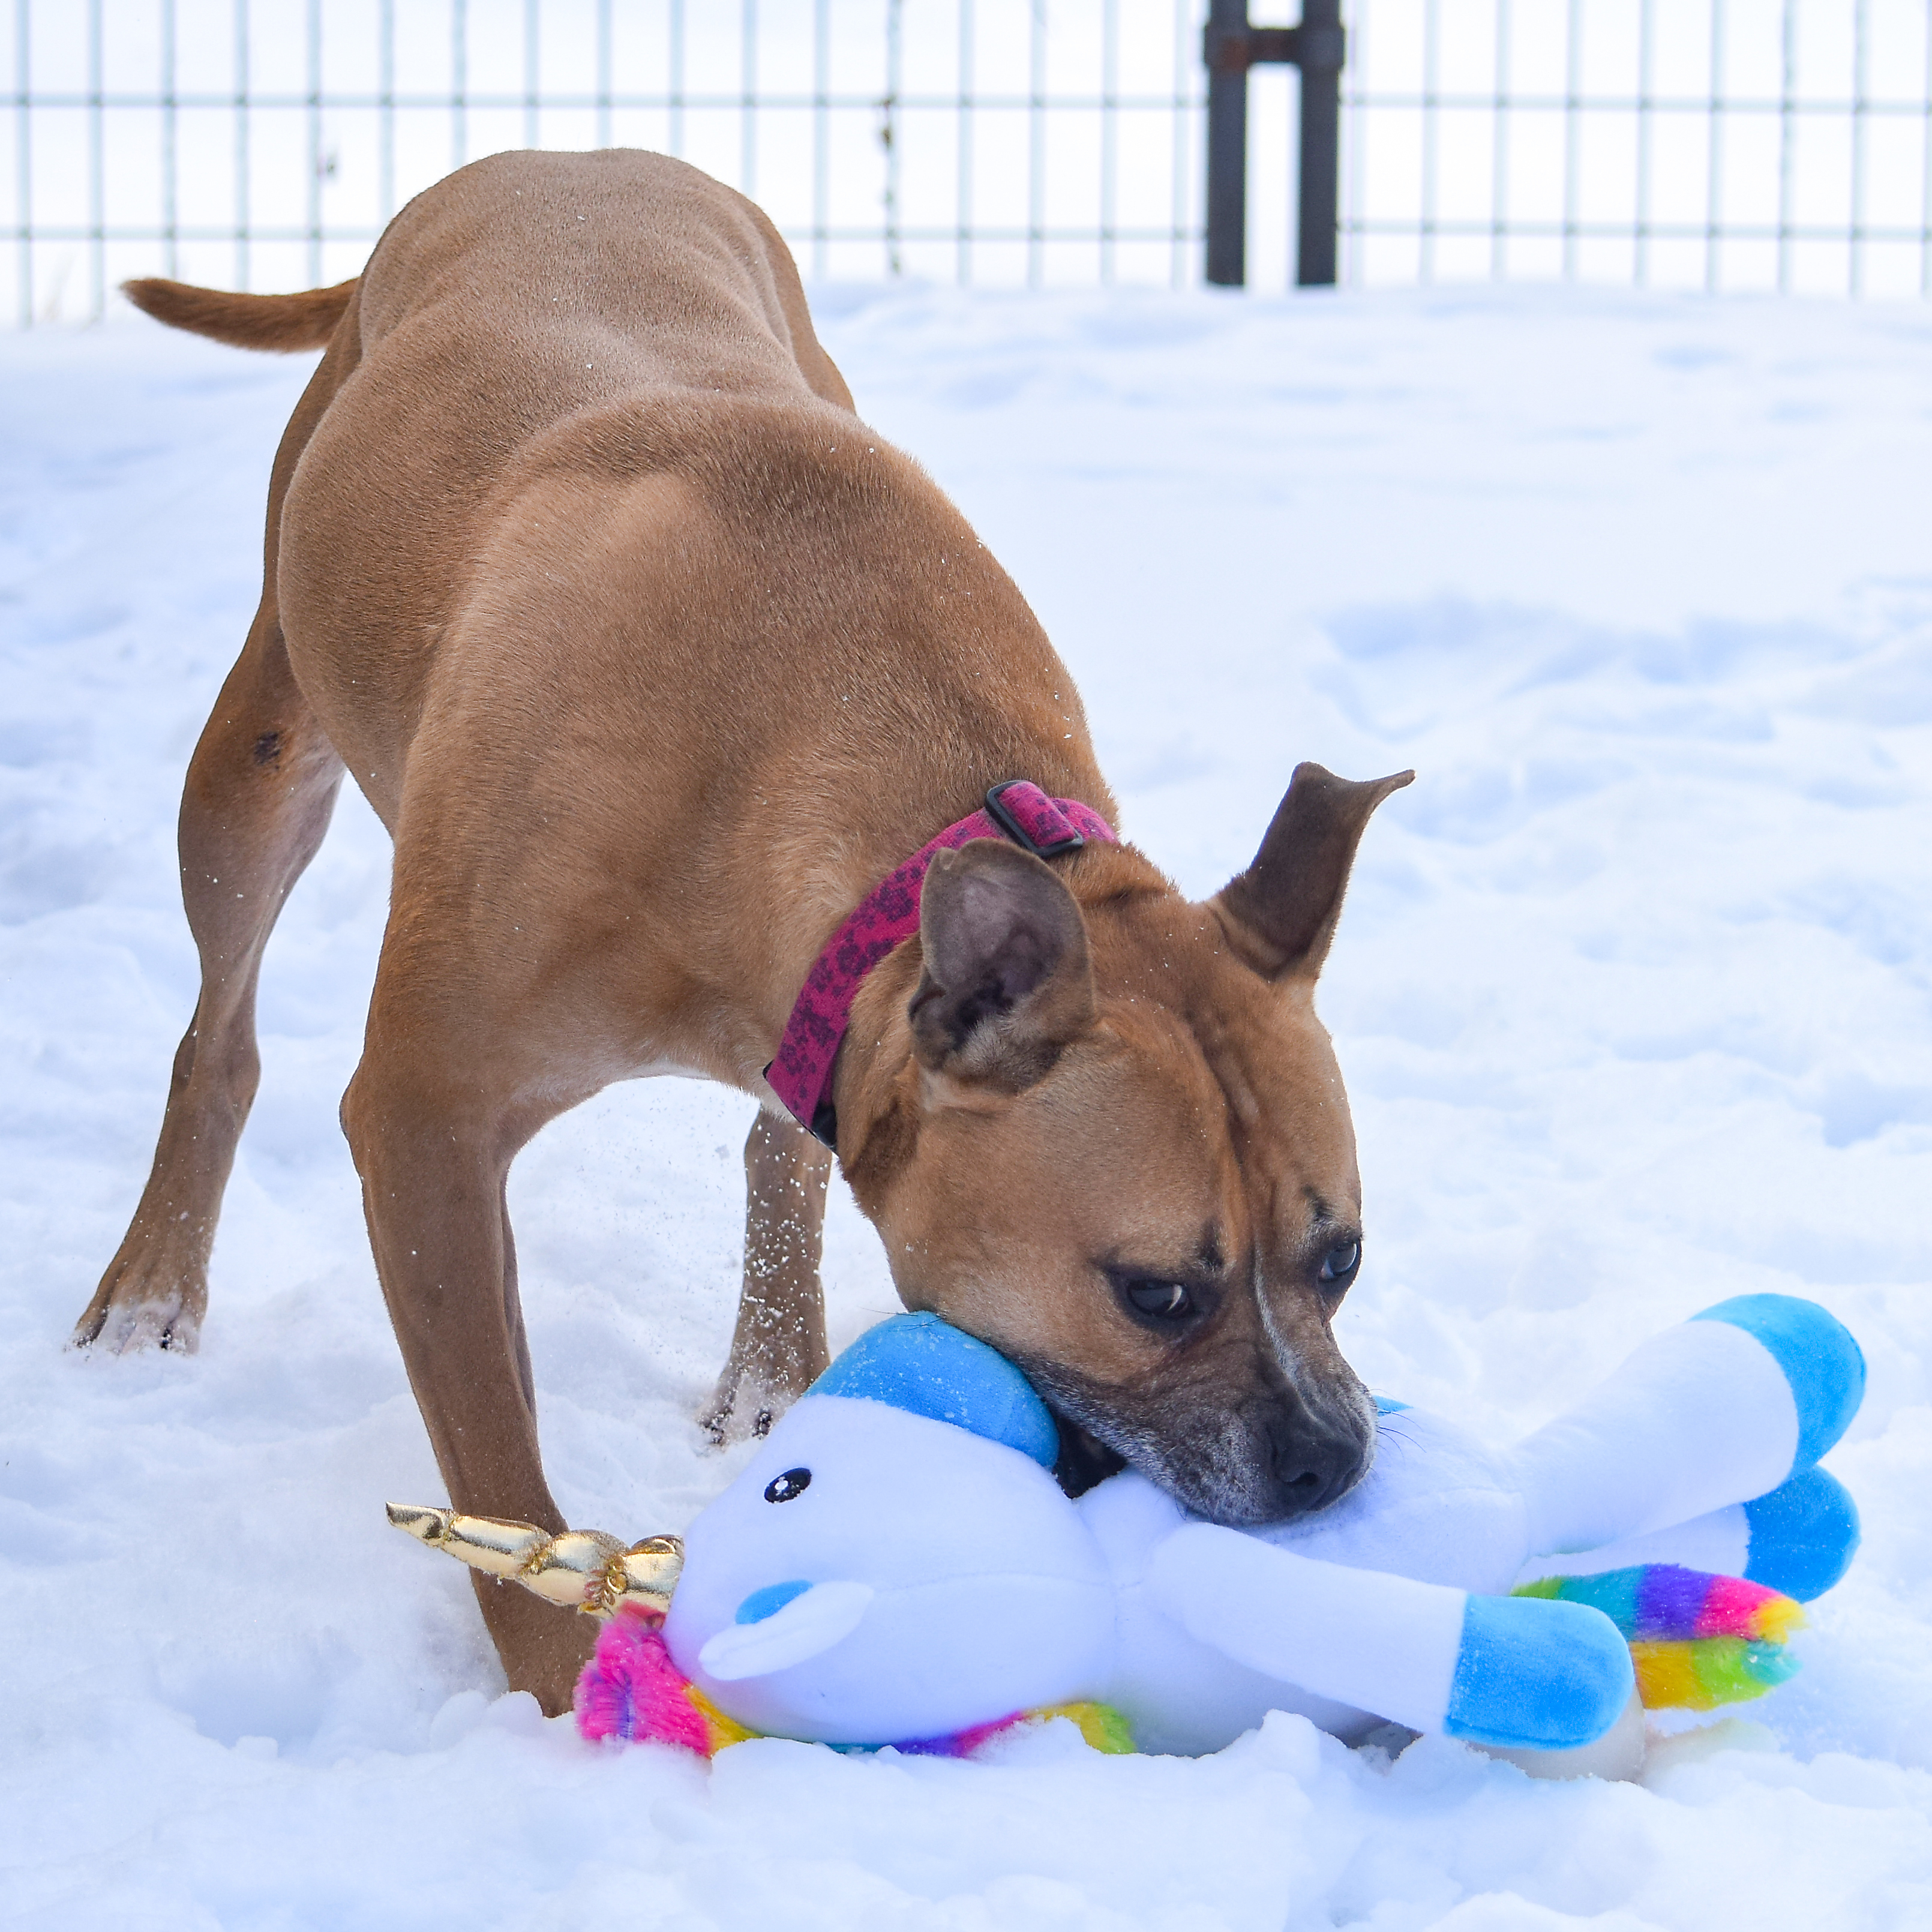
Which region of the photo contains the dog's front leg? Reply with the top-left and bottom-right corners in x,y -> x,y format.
341,1058 -> 595,1714
704,1112 -> 833,1442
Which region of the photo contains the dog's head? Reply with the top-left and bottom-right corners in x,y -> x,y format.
842,763 -> 1411,1528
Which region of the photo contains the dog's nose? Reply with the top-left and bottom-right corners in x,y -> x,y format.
1267,1417 -> 1370,1519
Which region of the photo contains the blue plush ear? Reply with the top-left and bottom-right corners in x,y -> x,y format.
806,1312 -> 1061,1468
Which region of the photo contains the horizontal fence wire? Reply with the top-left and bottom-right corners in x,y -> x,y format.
5,0 -> 1930,323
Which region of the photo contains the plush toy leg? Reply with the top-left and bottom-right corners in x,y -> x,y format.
1148,1524 -> 1633,1753
1516,1465 -> 1861,1604
1735,1464 -> 1862,1601
1511,1295 -> 1864,1561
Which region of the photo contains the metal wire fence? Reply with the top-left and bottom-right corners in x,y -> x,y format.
3,0 -> 1209,323
5,1 -> 1930,325
1341,0 -> 1932,298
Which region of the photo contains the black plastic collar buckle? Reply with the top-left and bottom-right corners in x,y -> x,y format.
983,779 -> 1087,860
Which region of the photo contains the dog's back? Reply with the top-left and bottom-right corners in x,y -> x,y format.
131,151 -> 848,392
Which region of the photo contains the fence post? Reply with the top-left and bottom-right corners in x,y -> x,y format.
1204,0 -> 1252,287
1203,2 -> 1347,289
1297,0 -> 1344,287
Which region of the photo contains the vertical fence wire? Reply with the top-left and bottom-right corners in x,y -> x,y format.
956,0 -> 974,286
1633,0 -> 1652,286
377,0 -> 394,226
524,0 -> 541,154
1849,0 -> 1867,298
86,0 -> 102,316
594,0 -> 611,150
1027,0 -> 1045,287
1169,0 -> 1190,286
1340,0 -> 1365,284
451,0 -> 467,172
667,0 -> 684,160
809,0 -> 827,279
1489,0 -> 1509,280
1775,0 -> 1794,293
13,0 -> 27,323
304,0 -> 321,285
1705,0 -> 1726,293
1419,0 -> 1440,281
237,0 -> 253,292
161,0 -> 178,275
1561,0 -> 1580,280
1924,0 -> 1932,293
882,0 -> 901,278
1100,0 -> 1118,285
740,0 -> 756,209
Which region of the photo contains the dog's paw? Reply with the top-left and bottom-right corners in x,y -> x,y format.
700,1367 -> 793,1447
71,1244 -> 205,1352
72,1225 -> 211,1355
71,1283 -> 203,1355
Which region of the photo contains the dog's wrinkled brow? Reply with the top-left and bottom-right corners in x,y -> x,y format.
1299,1192 -> 1360,1244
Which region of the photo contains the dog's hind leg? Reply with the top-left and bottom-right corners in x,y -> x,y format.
73,605 -> 345,1352
704,1112 -> 834,1442
77,283 -> 362,1354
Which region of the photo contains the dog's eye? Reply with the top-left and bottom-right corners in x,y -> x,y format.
763,1468 -> 812,1503
1123,1279 -> 1193,1321
1319,1239 -> 1361,1285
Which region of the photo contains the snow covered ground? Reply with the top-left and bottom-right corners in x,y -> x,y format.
4,282 -> 1931,1928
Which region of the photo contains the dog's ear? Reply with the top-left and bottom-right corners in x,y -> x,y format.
909,840 -> 1094,1094
1213,763 -> 1414,982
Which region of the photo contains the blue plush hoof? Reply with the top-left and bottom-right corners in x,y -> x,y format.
1693,1294 -> 1866,1472
1744,1465 -> 1862,1601
1443,1595 -> 1635,1753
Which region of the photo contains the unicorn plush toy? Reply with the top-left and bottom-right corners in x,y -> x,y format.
392,1294 -> 1862,1771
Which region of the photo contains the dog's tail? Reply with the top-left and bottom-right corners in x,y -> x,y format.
121,275 -> 356,352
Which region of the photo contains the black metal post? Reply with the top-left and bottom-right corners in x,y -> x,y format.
1203,2 -> 1346,289
1205,0 -> 1252,287
1296,0 -> 1344,287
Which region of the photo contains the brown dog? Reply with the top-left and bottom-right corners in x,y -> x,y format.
74,149 -> 1410,1713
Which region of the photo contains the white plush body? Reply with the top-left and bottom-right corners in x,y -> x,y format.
661,1300 -> 1860,1756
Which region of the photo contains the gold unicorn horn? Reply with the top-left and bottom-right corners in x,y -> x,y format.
386,1503 -> 683,1617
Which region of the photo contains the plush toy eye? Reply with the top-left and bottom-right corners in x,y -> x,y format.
1319,1239 -> 1361,1285
763,1468 -> 812,1503
1123,1279 -> 1193,1321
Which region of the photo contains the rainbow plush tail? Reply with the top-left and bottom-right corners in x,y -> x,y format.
1514,1564 -> 1804,1711
575,1605 -> 757,1754
576,1604 -> 1135,1759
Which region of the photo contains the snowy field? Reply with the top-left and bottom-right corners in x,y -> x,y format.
4,282 -> 1931,1928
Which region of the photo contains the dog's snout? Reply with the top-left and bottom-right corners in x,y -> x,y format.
1017,1345 -> 1377,1530
1265,1412 -> 1370,1520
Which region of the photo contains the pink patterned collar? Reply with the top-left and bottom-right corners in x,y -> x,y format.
765,781 -> 1117,1149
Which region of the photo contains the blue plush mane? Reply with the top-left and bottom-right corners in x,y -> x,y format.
806,1311 -> 1061,1468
